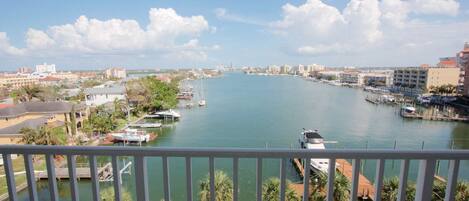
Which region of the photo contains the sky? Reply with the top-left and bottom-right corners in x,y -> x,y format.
1,0 -> 469,70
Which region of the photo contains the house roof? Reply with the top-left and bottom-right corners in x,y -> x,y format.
0,104 -> 13,109
0,101 -> 85,118
0,116 -> 48,135
84,86 -> 125,95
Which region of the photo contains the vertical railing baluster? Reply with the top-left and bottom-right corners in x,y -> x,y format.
326,158 -> 336,201
3,154 -> 17,201
350,159 -> 360,201
256,158 -> 262,201
279,158 -> 286,201
46,154 -> 59,201
186,157 -> 193,201
24,154 -> 38,201
415,159 -> 436,201
111,156 -> 121,201
444,160 -> 460,201
233,157 -> 239,201
89,155 -> 99,201
397,159 -> 409,201
374,159 -> 385,201
163,156 -> 171,201
303,158 -> 311,201
67,155 -> 79,201
209,156 -> 215,201
135,156 -> 149,201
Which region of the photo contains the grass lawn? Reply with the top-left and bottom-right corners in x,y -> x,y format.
0,155 -> 47,196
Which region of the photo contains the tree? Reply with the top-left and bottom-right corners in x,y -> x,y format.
22,85 -> 42,101
199,170 -> 233,201
70,105 -> 77,136
126,76 -> 179,113
112,99 -> 128,120
262,177 -> 299,201
310,172 -> 350,201
100,186 -> 133,201
19,126 -> 66,145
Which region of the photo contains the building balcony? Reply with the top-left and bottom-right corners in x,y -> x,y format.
0,145 -> 468,201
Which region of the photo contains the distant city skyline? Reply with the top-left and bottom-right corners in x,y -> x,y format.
1,0 -> 469,70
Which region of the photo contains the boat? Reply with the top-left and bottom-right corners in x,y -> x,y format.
401,105 -> 416,113
198,100 -> 206,106
153,109 -> 181,119
299,129 -> 330,173
111,128 -> 150,143
128,122 -> 162,128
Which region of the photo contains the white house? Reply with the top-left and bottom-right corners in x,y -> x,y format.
84,86 -> 126,106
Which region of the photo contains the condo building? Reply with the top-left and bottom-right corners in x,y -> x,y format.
105,67 -> 127,79
0,75 -> 39,89
393,67 -> 460,94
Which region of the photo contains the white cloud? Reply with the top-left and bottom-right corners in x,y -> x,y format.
271,0 -> 382,55
271,0 -> 463,57
412,0 -> 459,16
0,8 -> 215,61
0,32 -> 25,55
214,8 -> 265,25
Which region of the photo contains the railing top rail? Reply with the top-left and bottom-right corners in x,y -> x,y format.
1,145 -> 468,159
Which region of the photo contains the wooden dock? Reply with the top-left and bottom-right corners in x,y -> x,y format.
292,158 -> 375,199
36,162 -> 113,181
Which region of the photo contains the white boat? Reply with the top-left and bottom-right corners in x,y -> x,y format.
111,129 -> 150,143
299,129 -> 330,174
198,100 -> 206,106
128,122 -> 162,128
154,109 -> 181,119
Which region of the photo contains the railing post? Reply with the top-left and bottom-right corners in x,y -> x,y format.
397,159 -> 409,201
67,155 -> 79,201
303,158 -> 311,201
24,154 -> 38,201
374,159 -> 385,201
3,154 -> 17,201
350,159 -> 360,201
444,160 -> 460,201
415,159 -> 436,201
163,156 -> 171,201
209,156 -> 215,201
46,154 -> 59,201
89,155 -> 100,201
111,156 -> 122,201
186,157 -> 193,201
135,156 -> 149,201
279,158 -> 286,201
256,158 -> 262,201
326,158 -> 336,201
233,157 -> 239,201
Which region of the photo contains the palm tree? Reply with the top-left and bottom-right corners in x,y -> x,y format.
199,170 -> 233,201
19,127 -> 39,144
19,126 -> 66,145
22,85 -> 42,101
381,177 -> 399,201
310,171 -> 350,201
455,182 -> 469,201
262,177 -> 299,201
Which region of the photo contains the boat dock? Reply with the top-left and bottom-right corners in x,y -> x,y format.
36,162 -> 113,181
292,158 -> 375,199
365,97 -> 379,104
128,122 -> 162,128
400,110 -> 469,122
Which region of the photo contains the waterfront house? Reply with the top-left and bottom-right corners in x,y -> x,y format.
84,86 -> 126,106
0,101 -> 88,144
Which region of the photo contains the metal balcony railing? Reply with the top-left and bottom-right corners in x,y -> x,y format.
1,145 -> 469,201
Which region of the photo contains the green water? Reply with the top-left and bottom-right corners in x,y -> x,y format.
17,72 -> 469,200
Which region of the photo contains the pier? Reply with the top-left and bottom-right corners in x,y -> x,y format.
400,110 -> 469,122
36,162 -> 113,181
292,158 -> 375,199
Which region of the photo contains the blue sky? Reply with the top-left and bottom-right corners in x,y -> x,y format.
1,0 -> 469,70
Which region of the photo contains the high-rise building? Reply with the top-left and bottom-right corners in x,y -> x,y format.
35,63 -> 56,74
437,57 -> 457,68
280,65 -> 291,74
105,67 -> 127,79
17,67 -> 33,74
459,42 -> 469,96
